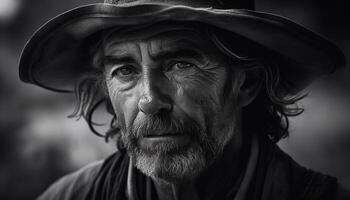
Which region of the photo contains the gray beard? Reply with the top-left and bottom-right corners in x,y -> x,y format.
118,109 -> 237,183
121,127 -> 233,183
132,143 -> 208,182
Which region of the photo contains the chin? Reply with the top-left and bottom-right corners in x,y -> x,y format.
132,144 -> 208,183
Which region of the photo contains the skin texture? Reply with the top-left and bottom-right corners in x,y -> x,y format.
99,25 -> 261,199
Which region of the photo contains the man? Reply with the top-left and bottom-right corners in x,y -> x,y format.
19,0 -> 348,199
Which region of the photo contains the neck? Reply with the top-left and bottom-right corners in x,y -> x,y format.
153,132 -> 249,200
153,180 -> 199,200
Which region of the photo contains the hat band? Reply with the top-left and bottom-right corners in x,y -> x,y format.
103,0 -> 254,9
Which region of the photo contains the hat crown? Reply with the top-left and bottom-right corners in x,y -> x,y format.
103,0 -> 254,9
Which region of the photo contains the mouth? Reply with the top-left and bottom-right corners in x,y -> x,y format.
146,132 -> 182,137
138,133 -> 191,152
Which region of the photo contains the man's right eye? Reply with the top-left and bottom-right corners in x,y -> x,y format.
111,65 -> 137,80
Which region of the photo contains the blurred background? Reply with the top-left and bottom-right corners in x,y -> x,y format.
0,0 -> 349,199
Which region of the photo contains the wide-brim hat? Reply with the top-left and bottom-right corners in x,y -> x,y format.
19,0 -> 345,95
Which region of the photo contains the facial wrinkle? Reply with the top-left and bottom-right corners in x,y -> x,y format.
148,38 -> 163,62
201,60 -> 229,105
104,48 -> 129,58
180,64 -> 224,108
200,59 -> 224,78
155,39 -> 204,55
101,27 -> 246,186
177,75 -> 216,108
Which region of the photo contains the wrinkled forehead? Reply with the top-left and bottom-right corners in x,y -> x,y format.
101,22 -> 216,53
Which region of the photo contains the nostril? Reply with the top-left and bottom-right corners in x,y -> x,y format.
138,94 -> 172,115
158,106 -> 172,114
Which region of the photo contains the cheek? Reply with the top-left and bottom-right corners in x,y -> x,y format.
172,67 -> 228,130
182,68 -> 227,109
173,84 -> 206,128
107,80 -> 140,129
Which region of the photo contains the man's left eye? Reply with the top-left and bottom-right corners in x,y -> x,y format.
170,61 -> 196,70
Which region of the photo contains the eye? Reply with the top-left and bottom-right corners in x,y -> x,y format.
111,65 -> 138,80
170,61 -> 196,71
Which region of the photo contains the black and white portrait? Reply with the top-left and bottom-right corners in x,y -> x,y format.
0,0 -> 349,199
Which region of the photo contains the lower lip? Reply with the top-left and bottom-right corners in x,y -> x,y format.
138,135 -> 191,150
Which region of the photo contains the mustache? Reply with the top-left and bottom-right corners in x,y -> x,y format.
129,112 -> 204,139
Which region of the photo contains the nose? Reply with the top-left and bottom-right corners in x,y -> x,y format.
138,71 -> 172,115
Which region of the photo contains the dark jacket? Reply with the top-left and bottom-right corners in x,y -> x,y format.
37,138 -> 349,200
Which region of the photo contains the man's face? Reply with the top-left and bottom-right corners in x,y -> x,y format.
102,27 -> 243,182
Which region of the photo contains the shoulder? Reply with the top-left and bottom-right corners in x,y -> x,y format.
37,161 -> 103,200
265,142 -> 339,200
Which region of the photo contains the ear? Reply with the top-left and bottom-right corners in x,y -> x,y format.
236,69 -> 263,108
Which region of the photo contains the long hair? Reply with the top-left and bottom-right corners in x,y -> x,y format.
70,23 -> 305,146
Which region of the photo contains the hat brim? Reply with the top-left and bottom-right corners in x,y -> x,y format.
19,3 -> 345,94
